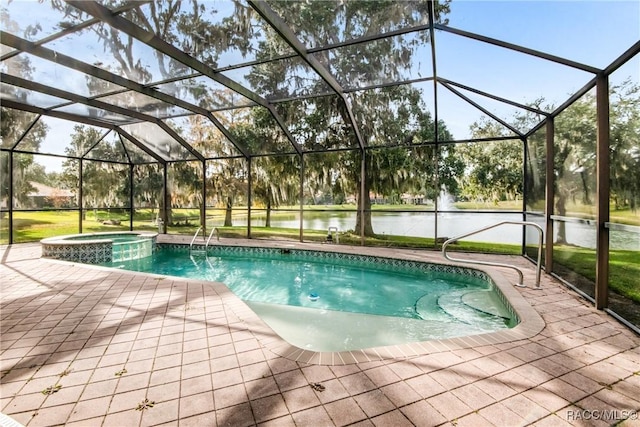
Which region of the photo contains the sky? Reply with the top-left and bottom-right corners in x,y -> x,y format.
2,0 -> 639,172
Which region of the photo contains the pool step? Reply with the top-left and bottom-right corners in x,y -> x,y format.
460,290 -> 512,320
436,290 -> 511,328
414,292 -> 451,322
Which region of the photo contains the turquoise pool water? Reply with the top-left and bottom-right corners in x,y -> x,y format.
108,246 -> 517,351
68,234 -> 147,243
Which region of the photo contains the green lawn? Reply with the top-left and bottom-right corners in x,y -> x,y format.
553,245 -> 640,303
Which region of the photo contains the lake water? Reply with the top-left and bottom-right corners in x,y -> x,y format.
249,211 -> 639,251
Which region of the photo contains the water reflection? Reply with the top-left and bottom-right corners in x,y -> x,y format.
251,211 -> 639,250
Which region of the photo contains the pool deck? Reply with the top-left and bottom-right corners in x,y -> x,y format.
1,237 -> 639,427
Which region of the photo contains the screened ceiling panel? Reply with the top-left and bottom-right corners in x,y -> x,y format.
0,43 -> 14,57
270,0 -> 432,50
320,30 -> 433,90
347,83 -> 438,148
52,104 -> 140,126
220,57 -> 333,100
122,0 -> 296,70
440,83 -> 546,136
443,0 -> 640,69
0,0 -> 637,165
213,106 -> 296,155
120,121 -> 196,161
2,53 -> 126,98
0,0 -> 87,42
96,91 -> 191,119
0,108 -> 39,149
0,82 -> 70,109
436,85 -> 519,141
84,130 -> 129,163
42,23 -> 194,85
435,30 -> 595,108
119,133 -> 159,164
60,123 -> 109,158
153,75 -> 255,111
163,115 -> 244,159
15,116 -> 79,156
275,95 -> 359,152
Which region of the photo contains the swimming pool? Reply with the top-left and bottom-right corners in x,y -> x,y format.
107,244 -> 519,352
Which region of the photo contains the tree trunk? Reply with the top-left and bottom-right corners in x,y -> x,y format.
224,196 -> 233,227
555,191 -> 568,244
265,198 -> 271,228
580,170 -> 591,205
354,173 -> 375,237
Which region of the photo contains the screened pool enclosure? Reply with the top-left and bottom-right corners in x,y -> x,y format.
1,1 -> 639,329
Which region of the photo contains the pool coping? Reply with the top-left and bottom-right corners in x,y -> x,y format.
51,237 -> 545,365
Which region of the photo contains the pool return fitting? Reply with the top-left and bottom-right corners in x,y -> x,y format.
441,221 -> 544,289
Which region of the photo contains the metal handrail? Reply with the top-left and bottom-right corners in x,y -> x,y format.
205,227 -> 218,251
442,221 -> 544,289
189,226 -> 204,253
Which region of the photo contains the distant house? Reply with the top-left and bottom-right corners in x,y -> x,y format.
28,182 -> 74,208
401,193 -> 426,205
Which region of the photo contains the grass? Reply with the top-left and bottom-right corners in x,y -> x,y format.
553,245 -> 640,303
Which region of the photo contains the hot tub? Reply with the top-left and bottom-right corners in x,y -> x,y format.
41,231 -> 157,264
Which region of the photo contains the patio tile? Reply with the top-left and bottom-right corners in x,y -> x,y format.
353,389 -> 395,418
477,402 -> 526,427
379,381 -> 422,407
181,374 -> 214,397
213,367 -> 244,389
214,383 -> 249,409
400,399 -> 448,427
150,366 -> 182,386
281,385 -> 322,413
178,390 -> 215,419
559,371 -> 605,394
102,409 -> 142,427
338,372 -> 377,396
313,378 -> 350,404
522,385 -> 571,412
148,381 -> 182,403
109,388 -> 147,413
28,402 -> 75,427
114,371 -> 151,393
430,368 -> 469,389
274,369 -> 309,392
215,402 -> 256,427
502,393 -> 550,424
67,396 -> 111,423
181,360 -> 211,380
324,397 -> 368,427
451,383 -> 495,410
363,365 -> 401,387
140,397 -> 180,426
427,391 -> 473,420
250,394 -> 289,424
246,376 -> 280,400
291,405 -> 335,426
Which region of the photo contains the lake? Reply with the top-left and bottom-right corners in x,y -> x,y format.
248,210 -> 639,251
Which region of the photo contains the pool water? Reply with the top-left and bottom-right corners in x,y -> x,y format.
108,247 -> 517,351
68,234 -> 147,243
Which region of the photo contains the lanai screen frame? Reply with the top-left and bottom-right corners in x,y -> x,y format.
1,1 -> 639,323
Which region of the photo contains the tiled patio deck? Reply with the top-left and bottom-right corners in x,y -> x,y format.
1,238 -> 639,427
